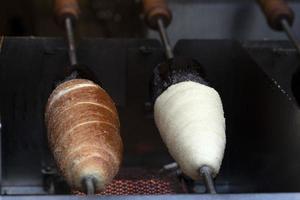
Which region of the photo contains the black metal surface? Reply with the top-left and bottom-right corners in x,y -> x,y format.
243,40 -> 298,104
0,116 -> 2,192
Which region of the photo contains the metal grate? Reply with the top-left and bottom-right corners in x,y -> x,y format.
74,168 -> 185,195
100,179 -> 175,195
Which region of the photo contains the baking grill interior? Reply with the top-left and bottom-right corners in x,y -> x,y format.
73,168 -> 185,195
0,0 -> 300,197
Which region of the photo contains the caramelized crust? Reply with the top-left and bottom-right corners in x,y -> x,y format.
45,79 -> 123,193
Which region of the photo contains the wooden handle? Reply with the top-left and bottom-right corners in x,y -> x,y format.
45,79 -> 123,193
257,0 -> 294,30
53,0 -> 80,26
143,0 -> 172,30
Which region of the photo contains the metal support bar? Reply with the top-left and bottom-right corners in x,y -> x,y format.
83,177 -> 95,195
280,19 -> 300,58
65,17 -> 78,66
199,166 -> 216,194
157,18 -> 174,60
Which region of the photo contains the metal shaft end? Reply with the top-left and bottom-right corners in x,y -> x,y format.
199,166 -> 217,194
280,19 -> 300,58
82,177 -> 96,195
157,18 -> 174,60
65,17 -> 78,67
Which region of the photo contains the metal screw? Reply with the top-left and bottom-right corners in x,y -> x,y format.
139,46 -> 153,55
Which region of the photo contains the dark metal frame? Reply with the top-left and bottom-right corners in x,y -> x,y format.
1,38 -> 300,197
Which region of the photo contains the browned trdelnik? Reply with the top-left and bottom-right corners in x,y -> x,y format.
45,79 -> 123,193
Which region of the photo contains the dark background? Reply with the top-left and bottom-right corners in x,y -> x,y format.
1,0 -> 300,41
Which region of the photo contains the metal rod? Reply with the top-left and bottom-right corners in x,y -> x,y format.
157,18 -> 174,60
65,17 -> 78,66
199,166 -> 217,194
83,177 -> 95,195
280,19 -> 300,57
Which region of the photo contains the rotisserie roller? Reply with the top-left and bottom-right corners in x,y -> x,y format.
154,81 -> 226,181
152,57 -> 226,194
45,79 -> 123,193
143,0 -> 227,193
